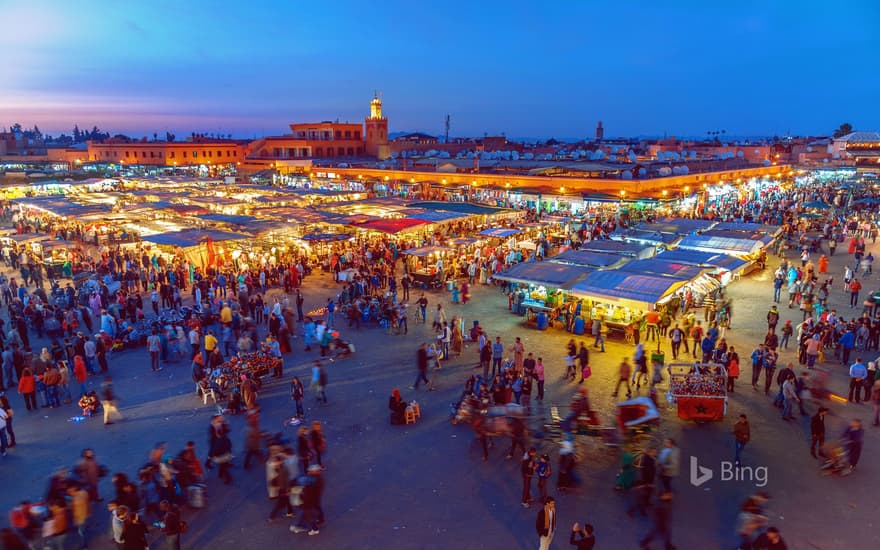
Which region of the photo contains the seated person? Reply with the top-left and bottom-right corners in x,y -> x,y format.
78,391 -> 100,416
389,388 -> 407,425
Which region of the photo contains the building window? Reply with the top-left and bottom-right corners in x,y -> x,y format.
315,148 -> 323,157
354,131 -> 360,140
356,147 -> 363,155
337,147 -> 345,156
217,150 -> 221,157
125,151 -> 129,157
142,152 -> 146,158
347,147 -> 353,156
335,131 -> 341,139
193,151 -> 198,158
159,152 -> 163,158
170,152 -> 175,159
226,151 -> 231,157
113,151 -> 118,157
345,131 -> 351,138
150,152 -> 155,158
182,152 -> 187,158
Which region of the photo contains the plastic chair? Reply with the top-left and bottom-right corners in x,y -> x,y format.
405,407 -> 416,424
410,401 -> 421,419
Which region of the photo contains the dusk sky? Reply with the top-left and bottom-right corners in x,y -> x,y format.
2,0 -> 879,140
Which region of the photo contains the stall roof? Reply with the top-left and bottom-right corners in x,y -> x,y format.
616,259 -> 708,280
711,222 -> 783,237
402,245 -> 453,257
300,233 -> 352,242
493,261 -> 592,288
199,213 -> 257,226
549,250 -> 627,268
610,228 -> 681,245
676,234 -> 770,256
358,218 -> 428,234
655,249 -> 750,273
567,271 -> 688,309
407,201 -> 511,216
406,210 -> 468,222
576,239 -> 655,258
648,217 -> 716,235
479,227 -> 522,238
141,229 -> 249,247
633,218 -> 717,235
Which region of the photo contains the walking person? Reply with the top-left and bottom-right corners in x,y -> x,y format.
491,337 -> 504,377
290,376 -> 305,420
842,418 -> 864,472
872,381 -> 880,427
734,414 -> 750,466
520,447 -> 537,508
657,438 -> 680,494
612,358 -> 632,398
147,330 -> 162,372
101,376 -> 123,425
535,357 -> 545,401
266,453 -> 293,523
810,407 -> 827,459
535,497 -> 556,550
591,318 -> 605,352
639,492 -> 674,550
848,357 -> 867,403
412,343 -> 430,390
781,374 -> 799,421
159,500 -> 184,550
536,454 -> 552,502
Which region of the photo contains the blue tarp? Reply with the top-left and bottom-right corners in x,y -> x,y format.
576,239 -> 655,258
655,249 -> 749,273
616,259 -> 707,280
141,229 -> 249,247
567,271 -> 687,308
479,227 -> 522,238
493,261 -> 591,288
549,250 -> 627,268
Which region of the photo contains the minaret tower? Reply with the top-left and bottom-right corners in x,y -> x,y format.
365,91 -> 389,159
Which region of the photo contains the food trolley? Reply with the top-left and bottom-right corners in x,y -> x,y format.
666,362 -> 728,422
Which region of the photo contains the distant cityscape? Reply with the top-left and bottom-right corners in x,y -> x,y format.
1,95 -> 877,195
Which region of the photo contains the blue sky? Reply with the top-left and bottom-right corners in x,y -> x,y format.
2,0 -> 878,139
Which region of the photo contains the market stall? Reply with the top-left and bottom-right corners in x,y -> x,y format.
654,249 -> 750,285
493,261 -> 592,324
567,271 -> 690,337
140,228 -> 250,269
666,363 -> 728,422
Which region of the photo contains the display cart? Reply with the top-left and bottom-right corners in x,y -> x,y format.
666,362 -> 728,422
221,352 -> 280,379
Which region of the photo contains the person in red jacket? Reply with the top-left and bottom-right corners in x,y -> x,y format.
73,356 -> 89,397
17,368 -> 36,411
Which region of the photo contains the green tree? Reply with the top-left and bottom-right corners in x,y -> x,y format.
833,122 -> 853,138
